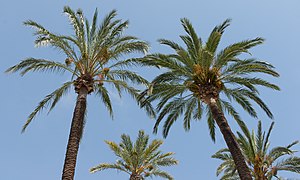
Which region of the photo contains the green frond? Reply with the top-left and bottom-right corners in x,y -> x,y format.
156,156 -> 178,167
275,157 -> 300,174
143,139 -> 163,161
145,54 -> 191,76
183,98 -> 197,131
263,121 -> 274,154
48,81 -> 74,113
162,101 -> 186,137
286,140 -> 299,149
5,58 -> 76,76
134,130 -> 149,155
153,97 -> 187,136
205,19 -> 231,55
256,121 -> 264,152
120,134 -> 133,153
159,39 -> 184,51
221,58 -> 279,77
108,70 -> 149,85
193,99 -> 203,120
90,163 -> 129,174
154,84 -> 187,112
63,6 -> 85,43
92,131 -> 177,179
180,18 -> 201,60
89,8 -> 98,41
207,108 -> 216,142
214,120 -> 300,179
94,85 -> 113,118
219,100 -> 242,127
21,81 -> 73,132
223,87 -> 257,118
215,37 -> 264,69
269,147 -> 294,161
105,140 -> 122,157
107,40 -> 148,62
149,169 -> 174,180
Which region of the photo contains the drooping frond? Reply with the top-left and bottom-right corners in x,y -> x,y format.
94,85 -> 113,118
21,81 -> 73,132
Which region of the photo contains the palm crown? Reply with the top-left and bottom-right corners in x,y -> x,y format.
212,121 -> 300,179
140,18 -> 279,139
90,130 -> 178,180
6,6 -> 153,131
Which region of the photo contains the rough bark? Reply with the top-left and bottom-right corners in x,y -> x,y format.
208,98 -> 252,180
61,87 -> 88,180
130,173 -> 143,180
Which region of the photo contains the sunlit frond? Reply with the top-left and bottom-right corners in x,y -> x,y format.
91,130 -> 177,179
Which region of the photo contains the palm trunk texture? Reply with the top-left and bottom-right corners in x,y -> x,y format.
208,99 -> 252,180
62,88 -> 88,180
130,173 -> 143,180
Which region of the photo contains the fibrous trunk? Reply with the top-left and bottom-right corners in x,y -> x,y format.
61,87 -> 88,180
208,98 -> 252,180
130,173 -> 143,180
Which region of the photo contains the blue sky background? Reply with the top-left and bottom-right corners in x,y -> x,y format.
1,0 -> 300,179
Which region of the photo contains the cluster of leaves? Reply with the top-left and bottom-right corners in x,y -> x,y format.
212,121 -> 300,179
90,130 -> 178,180
137,18 -> 279,140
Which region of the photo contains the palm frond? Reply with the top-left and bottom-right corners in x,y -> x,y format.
94,85 -> 113,118
214,38 -> 264,69
90,163 -> 129,174
21,81 -> 73,132
5,58 -> 76,76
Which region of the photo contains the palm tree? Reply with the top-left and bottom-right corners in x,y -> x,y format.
212,121 -> 300,180
90,130 -> 178,180
6,6 -> 154,180
138,18 -> 280,179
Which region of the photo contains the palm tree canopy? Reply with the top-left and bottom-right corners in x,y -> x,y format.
212,121 -> 300,179
6,6 -> 155,132
138,18 -> 279,139
90,130 -> 178,180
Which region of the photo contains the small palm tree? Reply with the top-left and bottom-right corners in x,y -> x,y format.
212,121 -> 300,180
90,130 -> 178,180
6,6 -> 153,180
138,18 -> 279,179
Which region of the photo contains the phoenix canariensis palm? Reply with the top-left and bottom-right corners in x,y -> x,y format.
212,121 -> 300,179
6,6 -> 154,180
138,18 -> 280,179
90,130 -> 178,180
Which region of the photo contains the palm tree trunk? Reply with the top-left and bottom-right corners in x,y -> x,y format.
130,173 -> 143,180
208,98 -> 252,180
62,87 -> 88,180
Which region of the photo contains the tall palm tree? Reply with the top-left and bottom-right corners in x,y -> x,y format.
212,121 -> 300,180
6,6 -> 154,180
138,18 -> 279,179
90,130 -> 178,180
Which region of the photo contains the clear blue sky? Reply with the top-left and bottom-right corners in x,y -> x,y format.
1,0 -> 300,179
